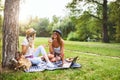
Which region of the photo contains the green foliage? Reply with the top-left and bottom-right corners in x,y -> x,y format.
67,31 -> 79,41
58,17 -> 75,38
0,0 -> 3,64
0,1 -> 3,62
35,18 -> 50,37
115,25 -> 120,42
19,16 -> 76,38
66,1 -> 102,41
71,12 -> 101,41
0,0 -> 3,40
109,0 -> 120,42
47,15 -> 60,33
19,17 -> 51,37
18,0 -> 120,43
66,0 -> 113,43
48,16 -> 75,39
0,0 -> 4,12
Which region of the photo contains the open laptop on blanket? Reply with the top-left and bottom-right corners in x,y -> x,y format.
58,56 -> 78,69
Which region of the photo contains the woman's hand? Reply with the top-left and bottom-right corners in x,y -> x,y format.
28,37 -> 34,48
48,38 -> 53,44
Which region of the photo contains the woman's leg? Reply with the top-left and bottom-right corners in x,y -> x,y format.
28,57 -> 42,65
33,45 -> 46,57
33,46 -> 50,62
56,56 -> 61,61
48,53 -> 54,59
50,57 -> 56,62
50,56 -> 61,62
33,45 -> 54,67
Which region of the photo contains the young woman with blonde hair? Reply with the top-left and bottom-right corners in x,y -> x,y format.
21,28 -> 54,67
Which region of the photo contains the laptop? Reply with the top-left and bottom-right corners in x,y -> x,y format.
61,56 -> 78,68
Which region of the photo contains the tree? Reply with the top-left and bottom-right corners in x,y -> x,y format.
47,15 -> 60,33
59,17 -> 75,38
36,18 -> 50,37
48,16 -> 75,39
109,0 -> 120,42
66,0 -> 110,43
69,11 -> 101,41
2,0 -> 20,68
102,0 -> 109,43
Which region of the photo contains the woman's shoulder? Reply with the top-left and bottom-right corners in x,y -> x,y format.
61,39 -> 64,44
23,38 -> 28,42
61,39 -> 64,42
22,38 -> 28,45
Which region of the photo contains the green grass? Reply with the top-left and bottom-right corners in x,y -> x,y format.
19,36 -> 120,57
0,37 -> 120,80
65,41 -> 120,57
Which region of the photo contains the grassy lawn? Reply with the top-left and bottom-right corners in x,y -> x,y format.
65,41 -> 120,57
0,37 -> 120,80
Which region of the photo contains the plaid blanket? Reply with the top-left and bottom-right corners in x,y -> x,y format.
25,60 -> 81,72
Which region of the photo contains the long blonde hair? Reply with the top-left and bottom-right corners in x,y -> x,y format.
26,28 -> 36,42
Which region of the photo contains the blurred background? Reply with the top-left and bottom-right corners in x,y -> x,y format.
0,0 -> 120,42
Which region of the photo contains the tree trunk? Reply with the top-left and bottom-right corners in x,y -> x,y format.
2,0 -> 20,68
102,0 -> 109,43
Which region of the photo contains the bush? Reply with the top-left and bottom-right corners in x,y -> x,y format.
67,32 -> 79,41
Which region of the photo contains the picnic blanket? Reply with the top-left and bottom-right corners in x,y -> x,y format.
24,56 -> 81,72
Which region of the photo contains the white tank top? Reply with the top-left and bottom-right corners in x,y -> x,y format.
54,46 -> 61,54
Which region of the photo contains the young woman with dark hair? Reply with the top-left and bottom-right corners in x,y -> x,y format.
48,29 -> 64,65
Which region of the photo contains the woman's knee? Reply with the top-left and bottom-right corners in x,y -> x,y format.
38,45 -> 44,49
56,56 -> 61,61
51,58 -> 56,62
30,57 -> 42,64
48,54 -> 54,59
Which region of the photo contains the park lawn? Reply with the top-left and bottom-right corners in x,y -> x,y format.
0,37 -> 120,80
19,36 -> 120,58
65,41 -> 120,58
1,51 -> 120,80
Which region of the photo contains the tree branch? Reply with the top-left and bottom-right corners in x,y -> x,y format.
92,0 -> 103,5
87,12 -> 102,20
88,0 -> 103,6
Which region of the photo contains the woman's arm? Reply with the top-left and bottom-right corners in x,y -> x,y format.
60,40 -> 64,64
48,39 -> 54,54
21,45 -> 28,55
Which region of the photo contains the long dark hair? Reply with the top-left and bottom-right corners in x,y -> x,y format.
52,32 -> 62,47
